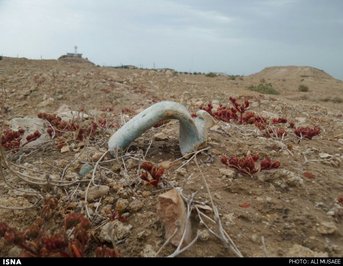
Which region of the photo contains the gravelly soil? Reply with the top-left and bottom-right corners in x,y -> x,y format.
0,57 -> 342,257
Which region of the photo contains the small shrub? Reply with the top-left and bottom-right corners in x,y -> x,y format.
298,84 -> 309,92
248,83 -> 279,95
205,72 -> 217,78
321,97 -> 343,103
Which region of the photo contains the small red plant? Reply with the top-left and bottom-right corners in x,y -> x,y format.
201,103 -> 238,122
0,197 -> 101,257
263,127 -> 287,138
0,128 -> 25,150
213,105 -> 238,122
38,112 -> 79,137
38,112 -> 102,142
229,97 -> 250,124
95,246 -> 120,257
24,130 -> 42,144
294,126 -> 320,139
272,118 -> 288,124
337,196 -> 343,207
221,153 -> 280,176
303,172 -> 315,179
221,154 -> 259,176
140,161 -> 165,187
260,156 -> 281,170
239,202 -> 251,208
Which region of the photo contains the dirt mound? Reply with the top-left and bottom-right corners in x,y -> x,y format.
249,66 -> 335,81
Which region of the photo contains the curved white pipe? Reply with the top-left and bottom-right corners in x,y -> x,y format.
108,101 -> 213,156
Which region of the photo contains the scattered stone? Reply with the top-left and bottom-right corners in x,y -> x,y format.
159,160 -> 172,169
198,229 -> 210,241
157,188 -> 192,246
214,193 -> 222,200
153,132 -> 169,141
38,97 -> 54,107
317,221 -> 337,235
60,145 -> 70,153
195,100 -> 204,107
210,125 -> 220,132
287,244 -> 328,257
99,220 -> 132,243
57,109 -> 89,121
338,139 -> 343,145
176,168 -> 187,177
250,234 -> 259,243
79,163 -> 93,177
142,191 -> 152,197
129,199 -> 144,212
319,153 -> 332,159
273,169 -> 303,187
219,168 -> 235,178
87,185 -> 110,202
211,149 -> 222,155
126,158 -> 137,169
91,152 -> 103,162
137,230 -> 151,240
266,196 -> 272,202
141,244 -> 156,257
261,111 -> 279,119
251,101 -> 259,108
8,246 -> 22,257
116,198 -> 129,212
111,162 -> 121,172
295,117 -> 307,124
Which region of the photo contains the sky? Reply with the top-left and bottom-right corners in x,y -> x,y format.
0,0 -> 342,79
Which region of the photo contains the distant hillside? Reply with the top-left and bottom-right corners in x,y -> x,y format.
248,66 -> 335,81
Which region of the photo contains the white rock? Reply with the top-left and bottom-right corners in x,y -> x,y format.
92,152 -> 104,162
219,168 -> 235,178
8,246 -> 22,257
198,229 -> 210,241
210,125 -> 221,132
141,244 -> 157,257
157,188 -> 192,247
38,97 -> 55,107
153,132 -> 169,141
317,221 -> 337,235
176,168 -> 187,177
59,111 -> 89,121
87,185 -> 110,202
273,169 -> 303,187
319,153 -> 332,159
116,198 -> 129,212
251,101 -> 259,108
287,244 -> 328,257
60,145 -> 70,153
195,100 -> 204,107
261,111 -> 279,119
10,117 -> 50,148
99,220 -> 132,243
129,200 -> 143,212
295,117 -> 307,124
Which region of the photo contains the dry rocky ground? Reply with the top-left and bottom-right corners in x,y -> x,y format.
0,57 -> 342,257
